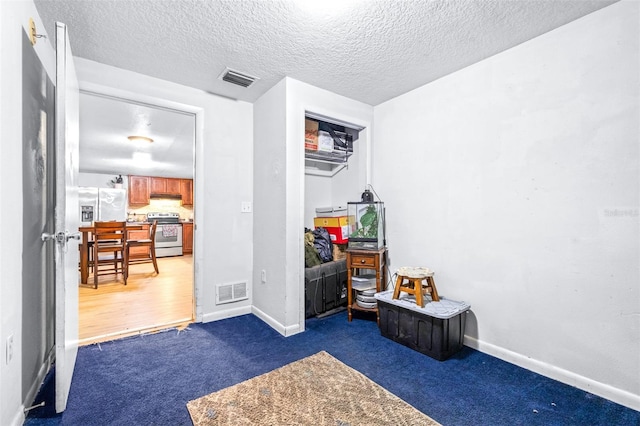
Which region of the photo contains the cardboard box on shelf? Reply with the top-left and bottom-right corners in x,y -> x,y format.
317,130 -> 334,152
305,119 -> 319,151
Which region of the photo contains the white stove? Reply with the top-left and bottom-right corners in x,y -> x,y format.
147,212 -> 181,224
147,212 -> 183,257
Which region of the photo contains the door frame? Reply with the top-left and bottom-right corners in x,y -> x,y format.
77,84 -> 203,323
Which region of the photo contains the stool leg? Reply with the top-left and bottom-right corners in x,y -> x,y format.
412,278 -> 424,308
427,276 -> 440,301
392,275 -> 404,300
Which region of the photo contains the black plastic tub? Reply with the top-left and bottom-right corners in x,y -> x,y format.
375,290 -> 470,361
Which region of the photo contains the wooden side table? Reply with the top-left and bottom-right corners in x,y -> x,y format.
346,247 -> 387,323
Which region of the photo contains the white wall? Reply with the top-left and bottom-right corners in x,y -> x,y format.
0,2 -> 56,424
74,59 -> 254,322
253,79 -> 289,329
304,175 -> 333,229
373,0 -> 639,410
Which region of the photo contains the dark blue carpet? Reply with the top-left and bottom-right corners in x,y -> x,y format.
25,312 -> 639,425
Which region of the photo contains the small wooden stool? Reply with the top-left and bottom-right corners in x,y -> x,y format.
392,267 -> 440,308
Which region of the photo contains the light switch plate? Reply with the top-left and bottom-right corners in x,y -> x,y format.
241,202 -> 252,213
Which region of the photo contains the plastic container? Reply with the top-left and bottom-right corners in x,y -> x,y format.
315,206 -> 348,217
374,290 -> 470,361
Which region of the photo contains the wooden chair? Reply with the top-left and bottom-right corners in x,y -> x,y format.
92,221 -> 128,289
126,220 -> 159,278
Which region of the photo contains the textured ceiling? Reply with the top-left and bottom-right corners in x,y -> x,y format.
35,0 -> 616,106
33,0 -> 617,178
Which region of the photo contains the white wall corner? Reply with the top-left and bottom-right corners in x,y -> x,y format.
251,305 -> 303,337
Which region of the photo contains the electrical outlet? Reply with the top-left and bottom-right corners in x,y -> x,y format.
241,202 -> 252,213
261,269 -> 267,284
6,334 -> 13,365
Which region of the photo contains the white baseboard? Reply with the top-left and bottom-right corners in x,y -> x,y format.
464,336 -> 640,411
201,305 -> 303,337
251,306 -> 303,337
201,305 -> 251,323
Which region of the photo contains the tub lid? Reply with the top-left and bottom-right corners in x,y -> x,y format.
375,290 -> 470,319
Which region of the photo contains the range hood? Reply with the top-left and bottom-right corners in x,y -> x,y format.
149,193 -> 182,200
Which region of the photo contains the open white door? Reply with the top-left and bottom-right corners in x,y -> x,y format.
53,21 -> 80,413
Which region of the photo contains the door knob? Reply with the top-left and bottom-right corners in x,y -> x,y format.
41,232 -> 56,242
66,232 -> 81,241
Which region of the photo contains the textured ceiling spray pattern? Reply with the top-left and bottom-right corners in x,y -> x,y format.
34,0 -> 616,105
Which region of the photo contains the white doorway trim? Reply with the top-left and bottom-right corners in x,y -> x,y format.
77,81 -> 204,322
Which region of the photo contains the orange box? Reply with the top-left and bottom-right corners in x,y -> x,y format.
305,119 -> 318,151
313,216 -> 350,228
314,216 -> 355,244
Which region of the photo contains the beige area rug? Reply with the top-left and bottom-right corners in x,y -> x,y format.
187,351 -> 440,426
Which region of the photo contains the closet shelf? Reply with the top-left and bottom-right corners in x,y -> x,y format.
304,150 -> 351,177
304,150 -> 352,164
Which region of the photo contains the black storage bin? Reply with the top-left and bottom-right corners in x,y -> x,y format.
375,290 -> 470,361
305,260 -> 347,318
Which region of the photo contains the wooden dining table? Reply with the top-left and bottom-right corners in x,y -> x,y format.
79,224 -> 144,284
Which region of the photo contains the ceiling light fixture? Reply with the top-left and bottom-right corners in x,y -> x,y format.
127,135 -> 154,143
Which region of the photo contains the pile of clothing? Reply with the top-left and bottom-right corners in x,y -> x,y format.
304,227 -> 334,267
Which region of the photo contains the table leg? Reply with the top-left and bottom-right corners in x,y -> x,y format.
80,232 -> 89,284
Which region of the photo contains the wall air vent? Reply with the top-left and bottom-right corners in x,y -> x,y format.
216,281 -> 248,305
219,68 -> 258,88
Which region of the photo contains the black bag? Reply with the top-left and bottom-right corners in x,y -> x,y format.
312,227 -> 334,263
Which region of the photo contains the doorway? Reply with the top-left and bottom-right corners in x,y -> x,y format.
77,92 -> 197,344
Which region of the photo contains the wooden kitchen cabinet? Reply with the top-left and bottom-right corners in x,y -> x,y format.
182,222 -> 193,254
127,224 -> 151,258
149,176 -> 181,195
149,177 -> 167,193
180,179 -> 193,206
166,178 -> 181,195
128,175 -> 150,205
129,175 -> 191,205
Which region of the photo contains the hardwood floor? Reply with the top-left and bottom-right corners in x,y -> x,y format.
78,254 -> 194,345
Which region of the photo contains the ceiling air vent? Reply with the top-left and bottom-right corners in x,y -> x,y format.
219,68 -> 258,88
